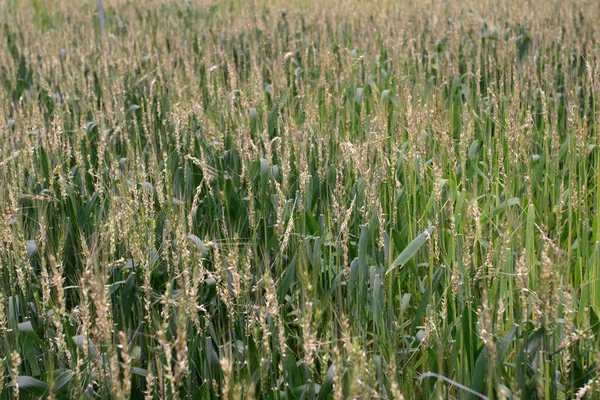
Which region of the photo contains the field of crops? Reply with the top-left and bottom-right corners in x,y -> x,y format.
1,0 -> 600,398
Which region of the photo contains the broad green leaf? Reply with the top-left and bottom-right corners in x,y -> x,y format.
493,197 -> 520,216
186,234 -> 208,258
317,364 -> 334,400
386,226 -> 434,274
54,370 -> 75,391
9,376 -> 47,391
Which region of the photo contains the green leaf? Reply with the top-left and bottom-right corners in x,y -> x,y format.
380,89 -> 391,103
468,140 -> 480,160
126,104 -> 140,115
72,335 -> 98,358
17,320 -> 35,332
249,107 -> 258,121
386,226 -> 434,274
260,158 -> 269,180
54,370 -> 75,391
26,240 -> 38,258
186,234 -> 208,258
467,347 -> 488,400
9,376 -> 47,391
493,197 -> 520,216
277,256 -> 297,302
355,87 -> 364,104
132,367 -> 148,377
317,364 -> 334,400
371,266 -> 383,330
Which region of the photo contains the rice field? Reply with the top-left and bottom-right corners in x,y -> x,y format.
1,0 -> 600,398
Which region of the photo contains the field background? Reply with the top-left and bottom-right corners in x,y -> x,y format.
1,0 -> 600,398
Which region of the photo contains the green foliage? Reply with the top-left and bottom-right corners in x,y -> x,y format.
0,0 -> 599,398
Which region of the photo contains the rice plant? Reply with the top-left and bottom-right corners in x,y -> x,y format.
0,0 -> 599,398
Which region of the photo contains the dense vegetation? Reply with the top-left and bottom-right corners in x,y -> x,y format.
1,0 -> 600,398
